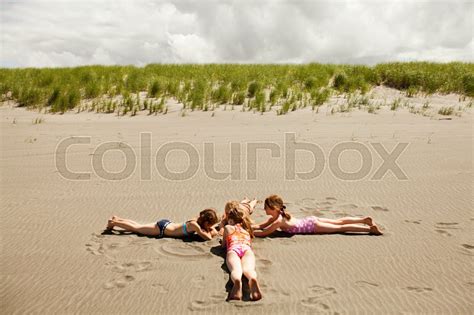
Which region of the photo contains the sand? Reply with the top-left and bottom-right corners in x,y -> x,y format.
1,87 -> 473,314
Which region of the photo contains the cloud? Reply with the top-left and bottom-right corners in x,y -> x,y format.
0,0 -> 472,67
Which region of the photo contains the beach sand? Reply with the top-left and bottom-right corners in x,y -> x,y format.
1,87 -> 473,314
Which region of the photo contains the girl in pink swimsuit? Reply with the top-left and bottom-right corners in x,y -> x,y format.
253,195 -> 383,237
222,202 -> 262,301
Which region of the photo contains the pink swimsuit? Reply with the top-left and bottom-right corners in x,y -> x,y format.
284,216 -> 317,234
226,224 -> 252,258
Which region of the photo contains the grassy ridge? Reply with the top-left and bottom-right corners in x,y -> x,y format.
0,62 -> 472,114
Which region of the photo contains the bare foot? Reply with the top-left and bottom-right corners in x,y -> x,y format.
249,278 -> 262,301
370,224 -> 383,235
106,216 -> 117,229
228,280 -> 242,301
364,217 -> 374,226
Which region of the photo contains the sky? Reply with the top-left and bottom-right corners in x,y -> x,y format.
0,0 -> 472,67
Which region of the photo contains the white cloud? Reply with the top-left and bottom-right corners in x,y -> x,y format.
0,0 -> 472,67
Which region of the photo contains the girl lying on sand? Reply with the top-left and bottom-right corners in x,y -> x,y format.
252,195 -> 383,237
222,202 -> 262,301
218,198 -> 259,235
106,208 -> 219,240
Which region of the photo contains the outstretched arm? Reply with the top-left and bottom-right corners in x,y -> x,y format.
253,221 -> 281,237
252,216 -> 276,230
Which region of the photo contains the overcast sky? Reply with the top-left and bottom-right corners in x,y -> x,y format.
1,0 -> 472,67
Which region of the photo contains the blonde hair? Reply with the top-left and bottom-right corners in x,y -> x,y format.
225,201 -> 254,238
225,200 -> 240,214
264,195 -> 291,220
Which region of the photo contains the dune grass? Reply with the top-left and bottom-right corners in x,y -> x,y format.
0,63 -> 472,116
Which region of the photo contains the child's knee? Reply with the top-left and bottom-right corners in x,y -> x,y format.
243,269 -> 257,279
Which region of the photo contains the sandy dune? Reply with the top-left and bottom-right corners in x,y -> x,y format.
1,88 -> 473,314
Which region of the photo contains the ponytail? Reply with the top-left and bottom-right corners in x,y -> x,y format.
265,195 -> 292,220
280,205 -> 291,220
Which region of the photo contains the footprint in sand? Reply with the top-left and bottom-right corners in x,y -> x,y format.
85,233 -> 106,256
308,284 -> 337,298
405,286 -> 433,293
151,283 -> 169,294
435,229 -> 452,237
258,258 -> 273,268
156,242 -> 212,260
333,211 -> 351,218
86,233 -> 131,257
355,280 -> 380,288
371,206 -> 389,212
85,242 -> 105,256
300,284 -> 337,308
293,198 -> 331,216
188,293 -> 227,311
338,203 -> 358,210
435,222 -> 459,229
103,274 -> 135,290
404,220 -> 422,224
434,222 -> 460,237
301,297 -> 331,311
191,275 -> 206,289
256,259 -> 273,275
109,261 -> 153,273
458,244 -> 474,256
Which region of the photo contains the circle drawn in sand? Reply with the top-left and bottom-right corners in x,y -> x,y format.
156,242 -> 212,260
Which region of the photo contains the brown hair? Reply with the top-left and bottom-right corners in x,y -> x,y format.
225,201 -> 254,238
197,208 -> 219,231
264,195 -> 291,220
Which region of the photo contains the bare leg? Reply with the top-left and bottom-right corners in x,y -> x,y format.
108,218 -> 160,236
318,216 -> 373,226
108,216 -> 142,229
315,221 -> 373,234
226,251 -> 243,300
241,250 -> 262,301
240,197 -> 258,215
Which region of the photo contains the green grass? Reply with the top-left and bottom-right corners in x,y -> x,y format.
0,63 -> 472,116
390,98 -> 401,111
438,106 -> 454,116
